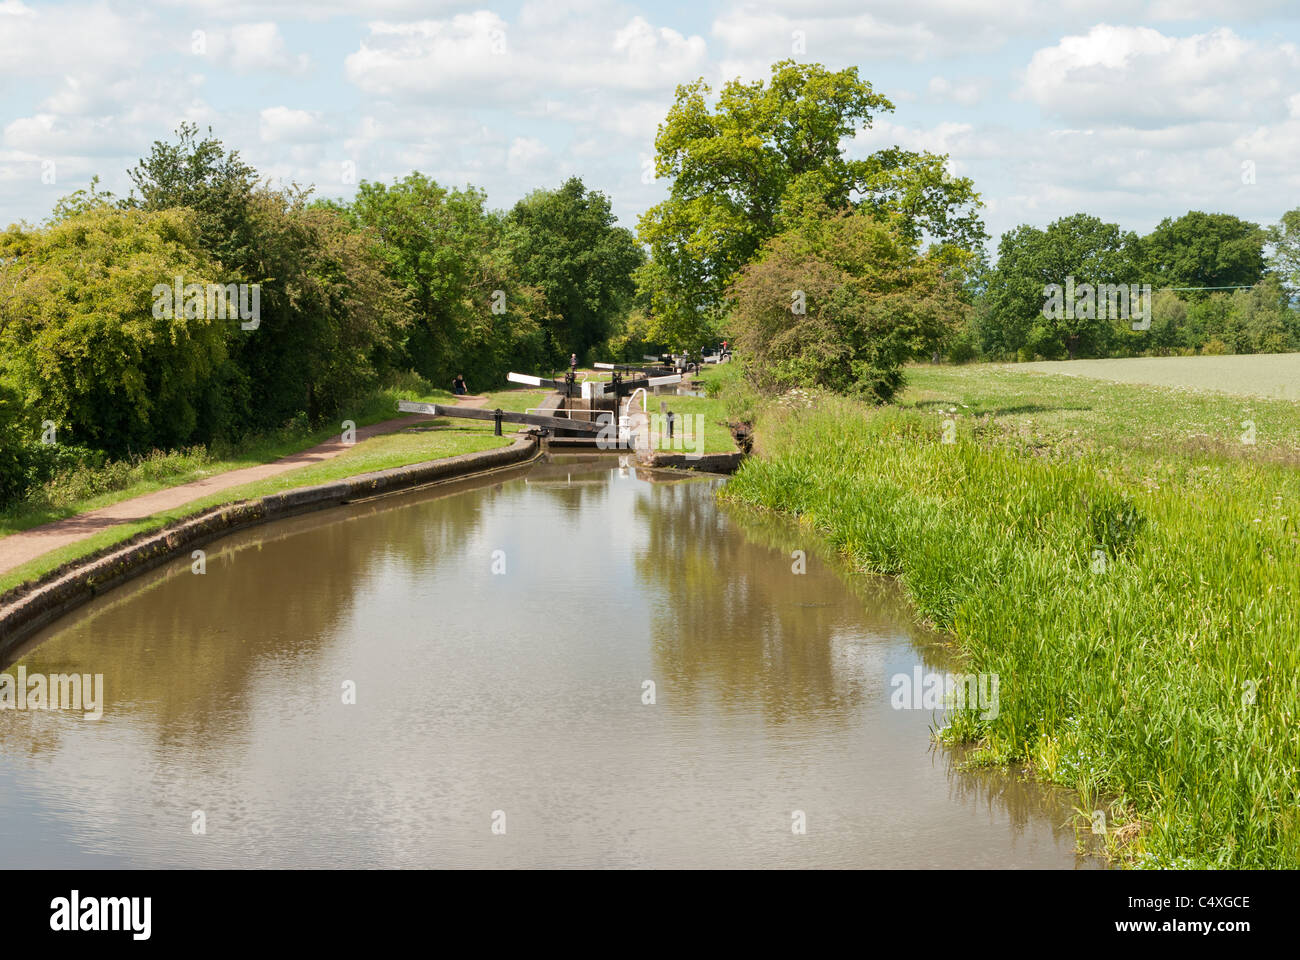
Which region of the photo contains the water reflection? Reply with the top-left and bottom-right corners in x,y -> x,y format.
0,456 -> 1097,868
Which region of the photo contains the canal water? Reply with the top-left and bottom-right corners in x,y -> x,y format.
0,455 -> 1097,868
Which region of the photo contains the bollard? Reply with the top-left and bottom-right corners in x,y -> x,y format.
667,410 -> 675,439
493,408 -> 503,436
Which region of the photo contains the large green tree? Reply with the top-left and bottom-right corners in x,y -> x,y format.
1141,211 -> 1265,295
0,207 -> 229,454
343,173 -> 534,385
728,206 -> 964,401
231,194 -> 411,425
125,122 -> 259,271
504,177 -> 643,363
1266,208 -> 1300,299
980,214 -> 1139,360
128,127 -> 408,430
638,60 -> 985,345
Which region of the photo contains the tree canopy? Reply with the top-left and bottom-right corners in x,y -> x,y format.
0,207 -> 228,454
638,60 -> 985,348
979,214 -> 1140,360
728,206 -> 964,401
504,177 -> 643,362
1141,211 -> 1265,294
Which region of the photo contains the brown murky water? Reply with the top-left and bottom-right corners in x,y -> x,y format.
0,455 -> 1098,868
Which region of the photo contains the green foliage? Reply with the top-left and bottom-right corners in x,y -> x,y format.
727,208 -> 965,401
1085,492 -> 1145,557
49,176 -> 118,223
633,257 -> 716,353
722,377 -> 1300,867
344,173 -> 495,381
1142,211 -> 1265,294
225,193 -> 409,427
342,172 -> 552,387
1266,208 -> 1300,298
975,209 -> 1293,361
505,177 -> 643,361
638,60 -> 984,341
0,380 -> 29,503
602,309 -> 659,363
125,122 -> 259,270
0,206 -> 230,455
980,214 -> 1140,360
127,127 -> 411,433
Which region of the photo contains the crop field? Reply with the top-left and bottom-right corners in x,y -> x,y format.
1012,353 -> 1300,400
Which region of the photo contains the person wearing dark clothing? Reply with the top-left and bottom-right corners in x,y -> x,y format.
452,375 -> 468,396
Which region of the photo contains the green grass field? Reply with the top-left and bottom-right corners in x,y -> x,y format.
720,359 -> 1300,868
1013,352 -> 1300,400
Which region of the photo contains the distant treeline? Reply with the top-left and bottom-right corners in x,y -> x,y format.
0,124 -> 642,504
950,210 -> 1300,362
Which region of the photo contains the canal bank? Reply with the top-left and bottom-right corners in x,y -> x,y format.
0,434 -> 541,663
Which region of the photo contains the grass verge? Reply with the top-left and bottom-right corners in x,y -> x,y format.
642,393 -> 739,454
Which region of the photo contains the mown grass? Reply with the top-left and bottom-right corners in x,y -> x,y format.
0,378 -> 455,538
642,393 -> 739,454
0,423 -> 511,595
720,362 -> 1300,868
478,388 -> 549,414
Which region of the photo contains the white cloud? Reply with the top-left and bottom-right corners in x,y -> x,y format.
345,8 -> 708,101
928,76 -> 989,107
711,0 -> 1047,64
344,12 -> 518,99
1020,25 -> 1298,128
259,106 -> 333,143
0,2 -> 146,82
3,1 -> 1300,240
213,23 -> 311,74
506,136 -> 550,175
150,0 -> 458,20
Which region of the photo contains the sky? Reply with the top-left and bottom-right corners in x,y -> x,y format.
1,0 -> 1298,249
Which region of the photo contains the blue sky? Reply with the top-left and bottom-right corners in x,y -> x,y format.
2,0 -> 1298,249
